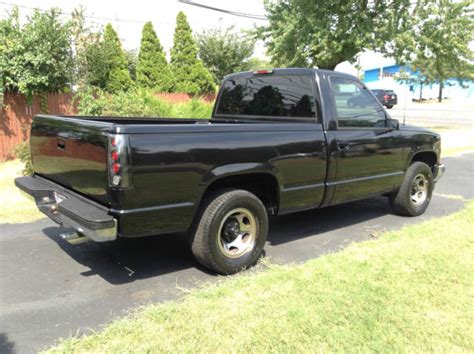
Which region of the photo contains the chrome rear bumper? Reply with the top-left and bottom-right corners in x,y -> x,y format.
15,175 -> 117,242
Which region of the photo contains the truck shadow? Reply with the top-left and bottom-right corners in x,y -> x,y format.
42,196 -> 391,285
42,226 -> 210,285
268,196 -> 391,245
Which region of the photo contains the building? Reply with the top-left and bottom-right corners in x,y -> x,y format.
335,51 -> 473,104
363,64 -> 474,103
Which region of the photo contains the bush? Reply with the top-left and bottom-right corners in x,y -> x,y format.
13,141 -> 33,175
77,88 -> 213,118
171,97 -> 213,118
76,87 -> 105,116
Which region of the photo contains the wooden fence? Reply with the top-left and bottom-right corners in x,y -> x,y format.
0,92 -> 217,161
0,93 -> 77,161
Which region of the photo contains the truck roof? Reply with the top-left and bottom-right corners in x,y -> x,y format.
223,68 -> 359,81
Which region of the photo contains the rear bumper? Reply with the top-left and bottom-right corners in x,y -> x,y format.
433,163 -> 446,183
383,98 -> 397,106
15,175 -> 117,242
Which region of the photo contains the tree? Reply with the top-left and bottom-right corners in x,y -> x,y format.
170,12 -> 215,94
78,35 -> 112,89
0,7 -> 21,96
196,26 -> 255,84
103,23 -> 133,93
259,0 -> 412,70
69,7 -> 107,89
1,8 -> 73,98
136,22 -> 172,91
71,21 -> 128,91
393,0 -> 474,102
125,49 -> 138,82
245,57 -> 272,72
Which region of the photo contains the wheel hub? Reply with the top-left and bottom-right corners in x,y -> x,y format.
222,219 -> 240,242
410,173 -> 429,206
218,208 -> 257,259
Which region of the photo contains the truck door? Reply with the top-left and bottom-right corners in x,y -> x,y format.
326,75 -> 404,205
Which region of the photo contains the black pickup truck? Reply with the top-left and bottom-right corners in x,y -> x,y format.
16,68 -> 445,274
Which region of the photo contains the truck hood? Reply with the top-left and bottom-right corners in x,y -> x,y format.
400,124 -> 439,137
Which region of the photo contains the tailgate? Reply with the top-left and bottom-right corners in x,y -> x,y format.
30,115 -> 112,205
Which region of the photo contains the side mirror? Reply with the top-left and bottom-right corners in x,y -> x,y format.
387,118 -> 399,131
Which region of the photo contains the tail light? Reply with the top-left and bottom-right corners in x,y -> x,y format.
383,94 -> 390,101
108,135 -> 132,188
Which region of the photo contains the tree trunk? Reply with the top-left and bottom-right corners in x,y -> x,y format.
419,82 -> 423,101
438,81 -> 443,102
319,61 -> 339,71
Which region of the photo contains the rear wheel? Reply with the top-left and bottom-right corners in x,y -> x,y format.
385,104 -> 393,109
190,189 -> 268,274
389,162 -> 433,216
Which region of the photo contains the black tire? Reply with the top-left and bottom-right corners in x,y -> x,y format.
190,189 -> 268,275
389,161 -> 433,216
385,105 -> 393,109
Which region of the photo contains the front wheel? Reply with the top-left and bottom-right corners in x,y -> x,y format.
190,189 -> 268,274
389,162 -> 434,216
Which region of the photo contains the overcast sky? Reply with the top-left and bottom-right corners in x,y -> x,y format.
0,0 -> 268,56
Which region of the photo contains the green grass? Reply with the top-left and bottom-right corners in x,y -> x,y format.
420,127 -> 474,157
0,160 -> 44,224
48,201 -> 474,353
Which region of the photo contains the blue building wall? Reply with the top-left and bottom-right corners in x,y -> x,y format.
363,64 -> 473,102
364,65 -> 413,83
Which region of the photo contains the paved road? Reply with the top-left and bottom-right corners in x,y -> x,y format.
389,104 -> 474,127
1,154 -> 473,354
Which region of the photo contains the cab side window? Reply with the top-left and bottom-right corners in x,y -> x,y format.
330,77 -> 386,128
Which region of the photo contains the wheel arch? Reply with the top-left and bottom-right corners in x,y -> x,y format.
199,164 -> 280,215
409,150 -> 438,171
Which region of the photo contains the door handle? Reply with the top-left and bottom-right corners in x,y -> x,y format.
337,141 -> 351,150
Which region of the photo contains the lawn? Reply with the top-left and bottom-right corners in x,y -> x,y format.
0,160 -> 43,224
412,127 -> 474,158
438,129 -> 474,157
48,201 -> 474,353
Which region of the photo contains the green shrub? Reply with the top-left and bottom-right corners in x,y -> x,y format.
170,97 -> 213,118
77,88 -> 213,119
76,87 -> 106,116
13,141 -> 33,175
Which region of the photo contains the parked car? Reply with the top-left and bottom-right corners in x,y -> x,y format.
16,68 -> 444,274
371,89 -> 398,109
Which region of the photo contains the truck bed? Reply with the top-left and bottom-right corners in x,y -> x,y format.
30,114 -> 328,236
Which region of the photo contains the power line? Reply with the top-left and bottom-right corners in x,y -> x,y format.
177,0 -> 267,20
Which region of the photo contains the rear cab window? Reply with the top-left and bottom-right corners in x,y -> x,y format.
215,73 -> 320,122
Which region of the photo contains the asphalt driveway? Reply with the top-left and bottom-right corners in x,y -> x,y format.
1,153 -> 473,354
